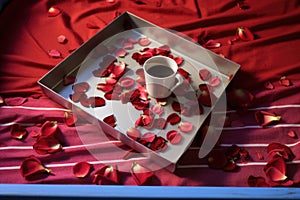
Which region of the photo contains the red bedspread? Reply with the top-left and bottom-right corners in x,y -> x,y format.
0,0 -> 300,187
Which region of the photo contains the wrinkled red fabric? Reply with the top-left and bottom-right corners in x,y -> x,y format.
0,0 -> 300,186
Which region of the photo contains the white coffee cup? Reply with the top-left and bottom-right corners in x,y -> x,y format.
143,56 -> 183,98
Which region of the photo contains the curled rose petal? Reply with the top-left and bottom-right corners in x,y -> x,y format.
203,39 -> 222,49
73,82 -> 90,93
178,121 -> 193,133
267,143 -> 294,161
10,124 -> 28,140
166,113 -> 181,125
166,130 -> 182,144
287,130 -> 297,138
93,164 -> 119,185
248,176 -> 269,187
4,97 -> 27,106
207,149 -> 228,169
20,155 -> 51,180
264,81 -> 274,90
131,162 -> 154,186
48,6 -> 61,17
33,136 -> 62,155
279,76 -> 292,87
103,114 -> 117,127
255,111 -> 281,127
73,162 -> 92,178
171,101 -> 182,112
64,111 -> 77,127
199,69 -> 212,81
156,98 -> 168,106
97,83 -> 114,93
177,68 -> 189,79
41,121 -> 58,137
48,49 -> 62,58
138,37 -> 151,46
237,27 -> 254,41
57,35 -> 67,44
126,127 -> 141,141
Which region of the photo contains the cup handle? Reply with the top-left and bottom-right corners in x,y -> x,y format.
170,74 -> 183,92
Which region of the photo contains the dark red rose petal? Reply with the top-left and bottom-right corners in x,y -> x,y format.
90,96 -> 106,107
248,176 -> 269,187
131,162 -> 154,186
227,88 -> 254,108
20,155 -> 51,179
171,101 -> 182,112
166,130 -> 182,144
10,124 -> 28,140
203,39 -> 221,49
97,83 -> 114,93
64,111 -> 77,127
48,6 -> 61,17
207,149 -> 228,169
198,90 -> 217,107
255,110 -> 281,127
111,61 -> 126,78
126,127 -> 141,141
166,113 -> 181,125
4,97 -> 27,106
178,121 -> 193,133
156,98 -> 168,106
177,68 -> 189,79
33,136 -> 62,155
150,104 -> 164,116
132,100 -> 149,111
41,121 -> 58,137
199,69 -> 212,81
104,92 -> 120,100
267,143 -> 293,161
138,37 -> 151,46
149,136 -> 168,152
48,49 -> 62,58
173,56 -> 183,66
237,27 -> 254,41
103,114 -> 117,127
73,162 -> 92,178
73,82 -> 90,93
154,118 -> 167,129
63,75 -> 76,86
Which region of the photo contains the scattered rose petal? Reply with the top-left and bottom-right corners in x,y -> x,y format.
208,76 -> 220,87
156,98 -> 168,106
69,92 -> 83,103
138,37 -> 151,46
173,56 -> 183,66
20,155 -> 51,180
131,162 -> 154,186
237,27 -> 254,41
203,39 -> 222,49
0,96 -> 4,106
140,132 -> 156,145
279,76 -> 292,87
178,121 -> 193,133
73,82 -> 90,93
48,6 -> 61,17
41,121 -> 58,137
256,152 -> 264,160
90,96 -> 106,107
73,162 -> 92,178
103,114 -> 117,127
264,161 -> 287,182
150,104 -> 164,116
136,68 -> 145,77
199,69 -> 212,81
135,115 -> 153,127
86,22 -> 100,29
149,136 -> 168,152
33,136 -> 62,155
177,68 -> 189,79
63,75 -> 76,86
10,124 -> 28,140
154,118 -> 166,129
97,83 -> 114,93
93,164 -> 119,185
255,111 -> 281,127
166,130 -> 182,144
287,130 -> 297,138
223,160 -> 237,171
264,81 -> 274,90
48,49 -> 62,58
207,149 -> 228,169
126,127 -> 141,141
120,77 -> 135,88
30,130 -> 40,138
198,90 -> 217,107
4,97 -> 27,106
227,88 -> 254,108
115,48 -> 127,58
57,35 -> 67,44
166,113 -> 181,125
64,111 -> 77,126
171,101 -> 182,112
267,143 -> 294,161
248,176 -> 269,187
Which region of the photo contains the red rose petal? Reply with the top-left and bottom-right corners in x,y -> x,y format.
138,37 -> 151,46
149,136 -> 168,152
63,75 -> 76,86
64,111 -> 77,127
177,68 -> 189,79
198,90 -> 217,107
150,104 -> 164,116
287,130 -> 297,138
41,121 -> 58,137
178,121 -> 193,133
48,6 -> 61,17
208,76 -> 221,87
248,176 -> 269,187
73,162 -> 92,178
203,39 -> 222,49
70,92 -> 83,103
90,96 -> 106,107
93,164 -> 120,185
156,98 -> 168,106
171,101 -> 182,112
131,162 -> 154,186
267,143 -> 293,161
48,49 -> 62,58
166,130 -> 182,144
279,76 -> 292,87
199,69 -> 212,81
237,27 -> 254,41
265,166 -> 287,182
166,113 -> 181,125
0,96 -> 4,106
255,111 -> 281,127
20,155 -> 51,179
140,132 -> 156,144
256,152 -> 264,160
173,56 -> 183,66
136,68 -> 145,77
86,22 -> 100,29
30,130 -> 40,138
207,149 -> 228,169
111,61 -> 126,78
227,88 -> 254,108
132,101 -> 149,111
103,114 -> 117,127
264,81 -> 274,90
104,92 -> 120,100
154,118 -> 167,129
73,82 -> 90,93
126,127 -> 141,141
97,83 -> 114,93
33,136 -> 62,155
120,77 -> 135,88
4,97 -> 27,106
57,35 -> 67,44
10,124 -> 28,140
115,48 -> 127,58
